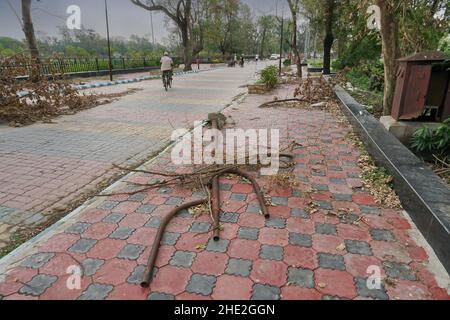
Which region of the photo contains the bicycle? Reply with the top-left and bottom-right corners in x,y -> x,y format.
162,70 -> 173,91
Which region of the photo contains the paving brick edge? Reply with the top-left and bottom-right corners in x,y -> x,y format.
334,84 -> 450,275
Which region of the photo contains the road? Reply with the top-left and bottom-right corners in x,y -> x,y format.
0,61 -> 270,251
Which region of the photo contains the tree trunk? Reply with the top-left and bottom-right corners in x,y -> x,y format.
182,26 -> 193,71
259,28 -> 267,57
376,0 -> 400,116
21,0 -> 40,80
287,0 -> 302,78
323,0 -> 335,75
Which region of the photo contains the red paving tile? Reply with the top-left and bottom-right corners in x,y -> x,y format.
315,269 -> 357,299
87,239 -> 126,260
212,275 -> 253,300
128,228 -> 158,246
191,252 -> 228,276
150,266 -> 192,296
344,254 -> 385,278
83,223 -> 117,240
40,254 -> 81,277
284,246 -> 318,270
286,218 -> 315,234
238,213 -> 266,228
336,224 -> 371,242
108,283 -> 147,300
175,233 -> 210,252
312,234 -> 346,255
281,287 -> 322,300
78,209 -> 110,224
259,228 -> 289,246
251,260 -> 288,287
93,259 -> 137,286
228,239 -> 261,260
38,234 -> 80,253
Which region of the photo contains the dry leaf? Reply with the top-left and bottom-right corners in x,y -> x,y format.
195,244 -> 207,251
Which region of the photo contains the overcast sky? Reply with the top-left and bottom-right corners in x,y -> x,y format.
0,0 -> 283,43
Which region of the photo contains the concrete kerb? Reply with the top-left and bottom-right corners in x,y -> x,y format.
16,66 -> 227,98
334,84 -> 450,275
0,89 -> 248,275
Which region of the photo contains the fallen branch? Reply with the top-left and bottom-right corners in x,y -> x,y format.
259,98 -> 306,108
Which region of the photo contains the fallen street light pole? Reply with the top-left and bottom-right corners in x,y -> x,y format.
140,113 -> 281,288
279,9 -> 284,76
141,198 -> 208,288
140,164 -> 273,288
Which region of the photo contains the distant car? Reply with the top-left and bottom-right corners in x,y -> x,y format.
269,54 -> 280,60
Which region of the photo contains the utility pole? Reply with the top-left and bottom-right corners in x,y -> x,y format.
150,11 -> 155,46
147,0 -> 155,47
104,0 -> 113,81
279,9 -> 284,75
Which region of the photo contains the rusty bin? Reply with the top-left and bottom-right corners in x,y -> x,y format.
391,52 -> 447,121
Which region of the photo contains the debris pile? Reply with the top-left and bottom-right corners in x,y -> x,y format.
0,54 -> 99,126
103,113 -> 297,287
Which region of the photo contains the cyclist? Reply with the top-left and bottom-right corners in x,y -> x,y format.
160,51 -> 173,88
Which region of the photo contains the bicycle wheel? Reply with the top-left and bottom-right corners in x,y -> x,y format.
163,74 -> 168,91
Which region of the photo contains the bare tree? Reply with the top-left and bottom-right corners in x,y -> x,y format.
287,0 -> 302,78
21,0 -> 40,79
376,0 -> 400,115
130,0 -> 204,71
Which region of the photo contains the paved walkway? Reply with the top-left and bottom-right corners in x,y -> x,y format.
0,84 -> 448,300
0,62 -> 267,251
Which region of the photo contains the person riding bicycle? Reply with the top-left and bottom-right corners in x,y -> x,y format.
240,55 -> 245,67
160,52 -> 173,87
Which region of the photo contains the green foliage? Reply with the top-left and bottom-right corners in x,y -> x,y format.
0,37 -> 24,57
334,35 -> 382,69
34,27 -> 166,59
202,0 -> 261,57
283,59 -> 292,66
411,118 -> 450,155
398,1 -> 450,54
344,60 -> 384,93
260,65 -> 279,88
440,35 -> 450,56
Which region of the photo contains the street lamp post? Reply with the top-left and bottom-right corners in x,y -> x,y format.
147,0 -> 155,47
104,0 -> 113,81
279,10 -> 284,76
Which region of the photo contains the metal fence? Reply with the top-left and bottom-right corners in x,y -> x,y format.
0,57 -> 186,78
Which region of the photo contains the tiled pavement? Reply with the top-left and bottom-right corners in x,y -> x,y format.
0,84 -> 449,300
0,62 -> 266,250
